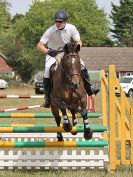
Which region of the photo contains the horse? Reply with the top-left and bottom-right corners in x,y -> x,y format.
50,43 -> 93,141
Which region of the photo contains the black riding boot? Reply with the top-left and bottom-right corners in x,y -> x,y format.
43,78 -> 51,108
81,69 -> 100,96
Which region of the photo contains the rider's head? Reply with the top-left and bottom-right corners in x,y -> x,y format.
54,10 -> 69,29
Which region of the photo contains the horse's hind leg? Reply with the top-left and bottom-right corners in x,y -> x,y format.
81,108 -> 93,140
51,104 -> 64,141
70,109 -> 78,135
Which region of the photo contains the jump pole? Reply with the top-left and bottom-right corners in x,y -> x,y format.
0,95 -> 44,99
0,105 -> 42,113
0,124 -> 108,133
0,113 -> 102,118
0,141 -> 108,148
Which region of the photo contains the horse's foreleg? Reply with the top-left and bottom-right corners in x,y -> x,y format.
70,109 -> 77,135
59,102 -> 72,132
70,109 -> 77,126
51,104 -> 64,141
81,108 -> 93,140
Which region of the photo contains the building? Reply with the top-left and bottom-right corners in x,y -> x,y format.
80,47 -> 133,78
0,53 -> 14,78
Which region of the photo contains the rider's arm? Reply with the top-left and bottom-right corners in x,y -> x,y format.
71,25 -> 82,47
37,28 -> 50,54
37,42 -> 49,54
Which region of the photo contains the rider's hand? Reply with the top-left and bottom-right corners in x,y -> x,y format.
47,50 -> 57,57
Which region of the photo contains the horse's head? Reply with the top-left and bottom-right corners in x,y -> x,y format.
62,43 -> 81,89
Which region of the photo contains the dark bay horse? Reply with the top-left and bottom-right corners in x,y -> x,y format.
50,43 -> 93,141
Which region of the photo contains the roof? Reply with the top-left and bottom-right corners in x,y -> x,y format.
79,47 -> 133,72
0,55 -> 13,73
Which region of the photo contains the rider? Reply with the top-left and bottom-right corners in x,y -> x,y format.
37,10 -> 100,108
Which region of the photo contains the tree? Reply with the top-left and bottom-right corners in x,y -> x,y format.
110,0 -> 133,46
0,1 -> 43,82
14,0 -> 108,47
0,1 -> 12,50
11,14 -> 24,24
1,31 -> 44,82
0,1 -> 11,32
101,37 -> 115,47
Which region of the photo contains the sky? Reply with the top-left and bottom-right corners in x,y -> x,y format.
5,0 -> 120,17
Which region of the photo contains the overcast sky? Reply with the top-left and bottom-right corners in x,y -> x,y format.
6,0 -> 120,17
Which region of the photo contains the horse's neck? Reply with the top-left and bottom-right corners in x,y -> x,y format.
60,66 -> 68,84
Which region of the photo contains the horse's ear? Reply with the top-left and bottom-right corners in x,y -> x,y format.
76,44 -> 80,52
64,44 -> 70,53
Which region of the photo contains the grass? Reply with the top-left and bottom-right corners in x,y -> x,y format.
0,86 -> 133,176
0,167 -> 133,177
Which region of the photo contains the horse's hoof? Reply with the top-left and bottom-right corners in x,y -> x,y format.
57,134 -> 64,141
84,128 -> 93,140
71,132 -> 78,135
63,123 -> 72,132
57,138 -> 64,142
71,123 -> 78,135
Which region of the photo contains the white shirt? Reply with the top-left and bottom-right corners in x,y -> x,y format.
40,23 -> 80,50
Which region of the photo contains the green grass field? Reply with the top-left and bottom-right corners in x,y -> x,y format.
0,86 -> 133,177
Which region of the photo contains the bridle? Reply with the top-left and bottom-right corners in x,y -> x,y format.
62,53 -> 81,88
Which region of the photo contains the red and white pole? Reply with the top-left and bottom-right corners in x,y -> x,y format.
86,95 -> 95,112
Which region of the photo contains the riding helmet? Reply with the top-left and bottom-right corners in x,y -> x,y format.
54,10 -> 69,22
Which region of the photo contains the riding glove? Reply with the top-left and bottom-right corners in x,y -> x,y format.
47,50 -> 57,57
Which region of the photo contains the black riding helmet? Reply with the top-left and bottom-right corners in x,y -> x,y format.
54,10 -> 69,22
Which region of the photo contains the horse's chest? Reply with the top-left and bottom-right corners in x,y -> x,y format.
64,88 -> 79,102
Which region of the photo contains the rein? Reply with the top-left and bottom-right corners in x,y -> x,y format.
62,53 -> 81,87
